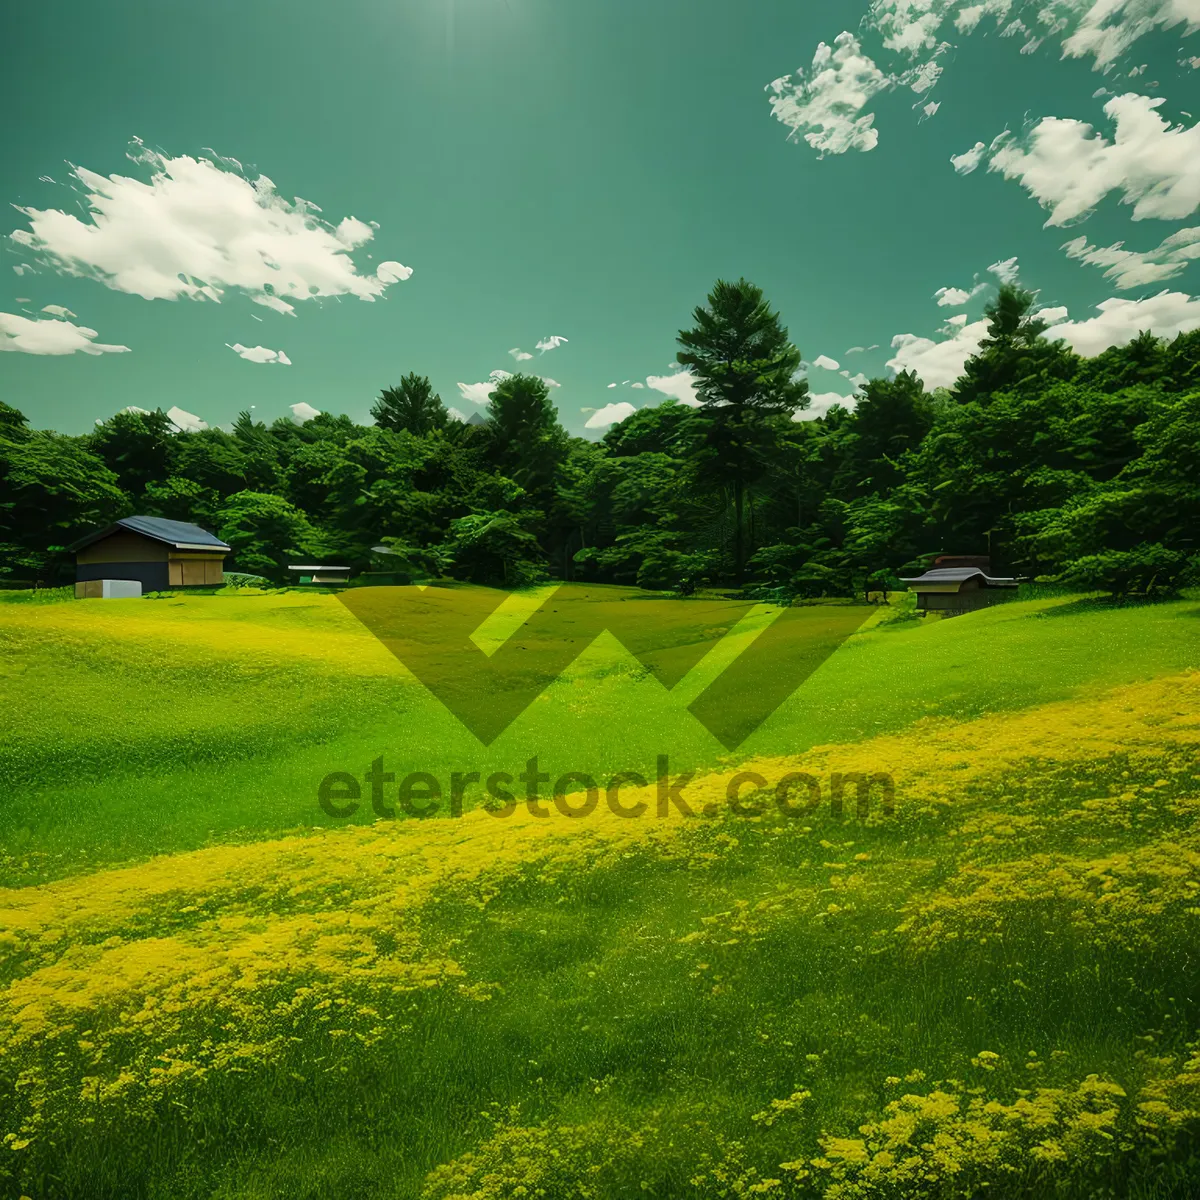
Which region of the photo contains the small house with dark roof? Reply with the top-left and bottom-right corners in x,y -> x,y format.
900,555 -> 1020,615
68,516 -> 231,597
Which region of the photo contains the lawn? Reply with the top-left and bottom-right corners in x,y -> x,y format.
0,584 -> 1198,1198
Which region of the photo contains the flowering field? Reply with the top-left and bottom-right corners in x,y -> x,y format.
1,587 -> 1198,1198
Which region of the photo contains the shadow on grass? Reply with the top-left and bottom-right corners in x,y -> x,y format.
1026,593 -> 1191,619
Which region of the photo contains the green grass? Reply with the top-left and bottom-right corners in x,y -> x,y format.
1,585 -> 1199,1199
1,585 -> 1196,884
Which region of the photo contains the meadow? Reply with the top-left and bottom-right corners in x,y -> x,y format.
0,584 -> 1198,1198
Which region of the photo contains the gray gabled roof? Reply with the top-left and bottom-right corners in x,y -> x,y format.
67,516 -> 231,553
900,567 -> 1018,586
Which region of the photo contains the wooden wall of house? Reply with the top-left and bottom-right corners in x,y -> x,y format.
76,532 -> 169,564
167,554 -> 225,586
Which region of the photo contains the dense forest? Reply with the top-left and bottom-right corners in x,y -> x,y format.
2,279 -> 1198,598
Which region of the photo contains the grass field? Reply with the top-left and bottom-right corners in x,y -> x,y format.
1,584 -> 1199,1198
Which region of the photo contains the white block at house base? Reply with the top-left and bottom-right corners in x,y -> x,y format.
75,579 -> 143,599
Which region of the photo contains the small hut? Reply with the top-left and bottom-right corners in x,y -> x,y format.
287,565 -> 352,587
68,516 -> 230,597
901,555 -> 1019,615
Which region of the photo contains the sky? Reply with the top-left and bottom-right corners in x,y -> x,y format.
2,0 -> 1198,438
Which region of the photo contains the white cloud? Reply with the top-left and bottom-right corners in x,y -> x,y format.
870,0 -> 1199,71
847,371 -> 870,387
508,347 -> 533,361
951,141 -> 987,174
9,141 -> 411,312
923,100 -> 941,117
584,401 -> 637,430
811,353 -> 841,370
12,263 -> 34,276
794,391 -> 859,421
844,343 -> 879,353
886,316 -> 991,388
645,368 -> 702,407
987,256 -> 1020,283
290,402 -> 321,424
535,334 -> 568,353
40,303 -> 76,318
986,95 -> 1200,226
606,382 -> 618,388
631,381 -> 645,389
1037,305 -> 1071,324
167,406 -> 206,432
375,261 -> 412,284
447,406 -> 469,423
1050,290 -> 1200,356
227,342 -> 291,365
1062,0 -> 1200,69
0,311 -> 130,355
456,368 -> 511,407
541,377 -> 561,388
1062,226 -> 1200,288
766,32 -> 894,156
122,406 -> 152,415
935,285 -> 970,305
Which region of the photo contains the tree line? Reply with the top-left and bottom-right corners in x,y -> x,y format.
2,278 -> 1198,598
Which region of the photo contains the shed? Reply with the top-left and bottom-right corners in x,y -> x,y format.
67,516 -> 231,596
900,562 -> 1019,614
287,565 -> 352,587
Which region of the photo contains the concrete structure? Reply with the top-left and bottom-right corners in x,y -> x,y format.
288,565 -> 352,587
75,579 -> 143,600
68,516 -> 230,595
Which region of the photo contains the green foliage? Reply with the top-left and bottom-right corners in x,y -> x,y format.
371,373 -> 449,435
7,280 -> 1200,600
217,491 -> 328,583
1056,544 -> 1195,598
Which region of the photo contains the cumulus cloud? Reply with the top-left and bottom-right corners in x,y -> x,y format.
794,391 -> 859,421
508,347 -> 533,361
167,406 -> 206,432
766,32 -> 894,156
227,343 -> 291,365
811,353 -> 841,370
1050,290 -> 1200,356
8,140 -> 411,315
290,402 -> 321,424
375,261 -> 413,284
985,95 -> 1200,226
456,368 -> 511,407
987,256 -> 1020,283
541,377 -> 561,388
0,311 -> 130,355
951,141 -> 988,174
645,368 -> 702,407
935,285 -> 972,305
887,316 -> 991,388
869,0 -> 1199,72
535,334 -> 568,353
584,401 -> 637,430
1062,226 -> 1200,288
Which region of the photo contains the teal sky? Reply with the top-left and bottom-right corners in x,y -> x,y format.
2,0 -> 1198,437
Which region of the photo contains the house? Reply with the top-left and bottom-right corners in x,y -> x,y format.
900,555 -> 1019,615
68,516 -> 231,597
287,565 -> 352,587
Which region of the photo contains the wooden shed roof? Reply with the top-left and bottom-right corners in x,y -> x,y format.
67,516 -> 231,554
899,567 -> 1018,592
